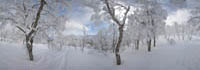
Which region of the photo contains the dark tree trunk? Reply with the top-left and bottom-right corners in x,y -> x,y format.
153,36 -> 156,47
25,0 -> 46,61
104,0 -> 130,65
115,51 -> 121,65
26,36 -> 34,61
147,39 -> 151,52
135,39 -> 140,50
115,27 -> 123,65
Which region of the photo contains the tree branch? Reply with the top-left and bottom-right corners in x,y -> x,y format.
16,26 -> 26,34
4,18 -> 18,24
188,16 -> 200,23
104,0 -> 121,26
31,0 -> 47,28
22,0 -> 27,13
122,6 -> 130,25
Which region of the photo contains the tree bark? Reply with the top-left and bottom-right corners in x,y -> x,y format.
153,36 -> 156,47
25,0 -> 46,61
104,0 -> 130,65
135,39 -> 139,50
115,27 -> 123,65
147,39 -> 151,52
26,36 -> 34,61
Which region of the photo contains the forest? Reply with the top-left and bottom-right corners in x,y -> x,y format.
0,0 -> 200,70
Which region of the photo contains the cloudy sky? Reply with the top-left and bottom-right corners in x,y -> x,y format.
165,8 -> 191,26
63,0 -> 197,35
165,0 -> 200,26
62,0 -> 110,36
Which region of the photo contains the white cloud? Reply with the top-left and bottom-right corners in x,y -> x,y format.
62,6 -> 94,36
165,9 -> 191,26
63,20 -> 89,36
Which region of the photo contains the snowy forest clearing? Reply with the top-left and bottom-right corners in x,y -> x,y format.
0,37 -> 200,70
1,0 -> 200,70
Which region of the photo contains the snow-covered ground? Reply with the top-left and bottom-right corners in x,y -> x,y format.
0,38 -> 200,70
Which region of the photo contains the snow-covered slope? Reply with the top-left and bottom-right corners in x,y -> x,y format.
0,38 -> 200,70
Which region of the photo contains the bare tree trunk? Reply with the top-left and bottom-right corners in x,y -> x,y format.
135,39 -> 139,50
153,36 -> 156,47
25,35 -> 34,60
104,0 -> 130,65
25,0 -> 46,61
115,27 -> 123,65
147,39 -> 151,52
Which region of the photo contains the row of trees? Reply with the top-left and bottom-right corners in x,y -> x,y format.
0,0 -> 168,65
84,0 -> 167,65
0,0 -> 199,65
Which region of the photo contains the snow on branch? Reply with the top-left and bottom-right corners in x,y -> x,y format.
104,0 -> 121,26
122,6 -> 130,25
16,25 -> 26,34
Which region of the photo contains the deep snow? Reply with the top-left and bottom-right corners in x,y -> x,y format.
0,38 -> 200,70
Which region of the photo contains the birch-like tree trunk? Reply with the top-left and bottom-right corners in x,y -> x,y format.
104,0 -> 130,65
24,0 -> 46,61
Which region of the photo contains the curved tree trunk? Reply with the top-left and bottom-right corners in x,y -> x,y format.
25,0 -> 46,61
104,0 -> 130,65
115,27 -> 123,65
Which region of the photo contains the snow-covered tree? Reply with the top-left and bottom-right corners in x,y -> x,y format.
103,0 -> 131,65
188,7 -> 200,31
128,0 -> 167,51
0,0 -> 68,61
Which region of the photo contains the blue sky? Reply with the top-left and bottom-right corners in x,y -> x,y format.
0,0 -> 196,36
62,0 -> 195,35
61,0 -> 110,35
